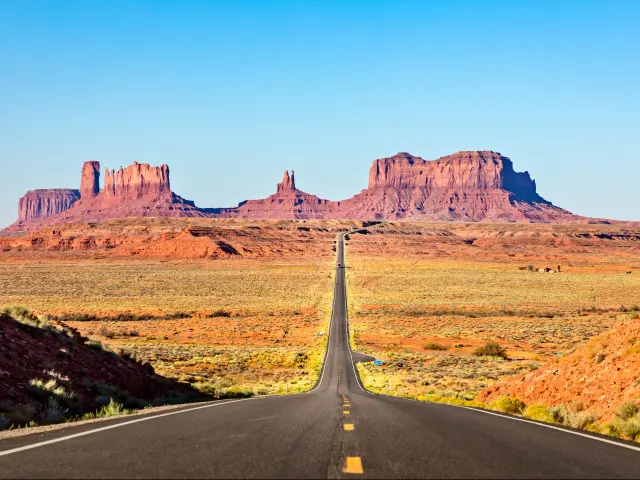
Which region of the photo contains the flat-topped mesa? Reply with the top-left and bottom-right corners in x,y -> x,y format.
102,162 -> 171,200
276,170 -> 296,193
105,162 -> 171,200
17,189 -> 80,221
368,151 -> 545,203
80,161 -> 100,199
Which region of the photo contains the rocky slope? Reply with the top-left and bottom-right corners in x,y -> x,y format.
7,161 -> 207,231
478,319 -> 640,420
332,151 -> 572,221
224,171 -> 336,219
5,150 -> 597,230
18,189 -> 81,221
0,310 -> 205,428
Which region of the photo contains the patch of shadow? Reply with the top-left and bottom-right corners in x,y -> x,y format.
217,240 -> 240,255
352,351 -> 376,364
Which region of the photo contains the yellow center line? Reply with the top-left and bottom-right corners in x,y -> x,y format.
344,423 -> 355,431
343,456 -> 364,474
343,410 -> 350,414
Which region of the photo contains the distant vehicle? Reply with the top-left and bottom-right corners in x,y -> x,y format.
337,263 -> 341,268
373,360 -> 383,366
318,331 -> 325,336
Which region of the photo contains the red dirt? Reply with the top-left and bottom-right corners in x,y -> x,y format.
478,320 -> 640,419
0,313 -> 205,422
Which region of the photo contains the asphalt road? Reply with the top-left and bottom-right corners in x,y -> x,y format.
1,232 -> 639,478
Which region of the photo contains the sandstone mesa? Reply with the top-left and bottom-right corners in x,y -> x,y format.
5,151 -> 595,231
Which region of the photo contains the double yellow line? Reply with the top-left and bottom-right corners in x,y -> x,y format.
341,395 -> 363,474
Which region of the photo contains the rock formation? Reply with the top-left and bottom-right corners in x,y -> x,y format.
333,151 -> 567,221
277,170 -> 295,192
80,161 -> 100,199
4,150 -> 601,232
17,189 -> 80,222
478,319 -> 640,420
228,170 -> 333,219
223,151 -> 573,222
368,151 -> 543,202
6,161 -> 207,231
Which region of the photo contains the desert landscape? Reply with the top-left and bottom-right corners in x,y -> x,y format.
4,2 -> 639,476
0,219 -> 360,428
346,222 -> 640,438
2,152 -> 640,444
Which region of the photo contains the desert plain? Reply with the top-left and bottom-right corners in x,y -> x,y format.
3,218 -> 640,438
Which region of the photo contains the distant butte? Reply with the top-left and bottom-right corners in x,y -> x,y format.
4,150 -> 603,231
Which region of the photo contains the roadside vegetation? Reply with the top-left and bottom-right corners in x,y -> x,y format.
345,223 -> 640,443
0,306 -> 209,431
0,227 -> 337,431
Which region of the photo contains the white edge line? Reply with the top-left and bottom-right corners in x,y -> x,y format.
0,234 -> 346,457
342,232 -> 368,394
342,226 -> 640,451
458,406 -> 640,453
0,397 -> 265,458
368,376 -> 640,453
307,234 -> 339,393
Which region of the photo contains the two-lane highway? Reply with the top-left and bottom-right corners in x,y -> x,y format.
1,232 -> 639,478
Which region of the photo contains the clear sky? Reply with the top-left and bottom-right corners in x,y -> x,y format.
1,0 -> 639,228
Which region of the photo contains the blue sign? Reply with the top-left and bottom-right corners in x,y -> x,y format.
373,360 -> 383,366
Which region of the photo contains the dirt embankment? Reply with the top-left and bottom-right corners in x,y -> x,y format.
478,320 -> 640,420
0,310 -> 207,429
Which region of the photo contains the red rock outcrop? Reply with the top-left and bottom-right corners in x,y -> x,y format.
102,162 -> 170,200
277,170 -> 296,192
4,150 -> 603,231
228,170 -> 334,219
80,161 -> 100,199
368,151 -> 542,202
17,189 -> 80,221
6,161 -> 207,231
221,151 -> 575,222
478,320 -> 640,420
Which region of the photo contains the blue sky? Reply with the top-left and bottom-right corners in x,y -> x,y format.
1,0 -> 639,227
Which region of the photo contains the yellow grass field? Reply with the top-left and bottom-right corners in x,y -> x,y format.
0,221 -> 340,396
345,223 -> 640,399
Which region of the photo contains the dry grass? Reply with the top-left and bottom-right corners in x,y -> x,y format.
0,220 -> 340,398
345,223 -> 640,399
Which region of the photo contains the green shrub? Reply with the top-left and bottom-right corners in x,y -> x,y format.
0,413 -> 10,430
424,342 -> 448,351
565,411 -> 599,430
550,404 -> 568,423
473,341 -> 508,359
613,417 -> 640,440
98,398 -> 126,417
492,396 -> 525,415
41,398 -> 66,424
550,404 -> 599,430
523,403 -> 555,423
617,401 -> 639,420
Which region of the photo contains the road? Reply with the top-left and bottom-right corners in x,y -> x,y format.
1,232 -> 640,478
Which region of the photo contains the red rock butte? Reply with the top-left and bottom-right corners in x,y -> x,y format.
5,151 -> 597,231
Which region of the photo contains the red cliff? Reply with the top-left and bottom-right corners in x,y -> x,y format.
228,170 -> 333,219
17,189 -> 81,222
4,150 -> 592,231
7,161 -> 207,231
80,161 -> 100,199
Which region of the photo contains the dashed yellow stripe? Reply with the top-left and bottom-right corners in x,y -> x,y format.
343,410 -> 350,414
343,456 -> 364,474
344,423 -> 354,431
